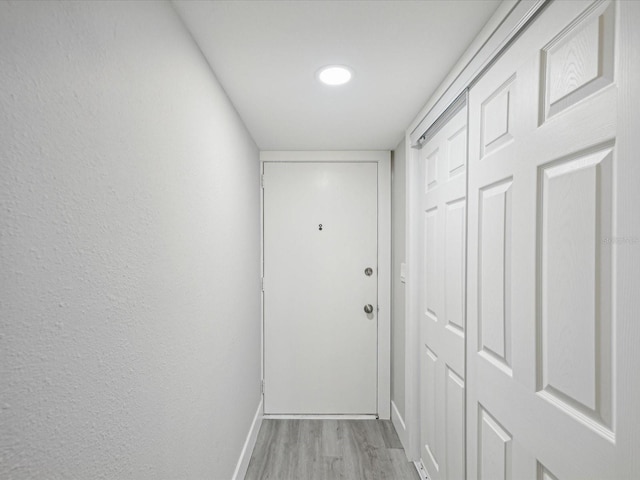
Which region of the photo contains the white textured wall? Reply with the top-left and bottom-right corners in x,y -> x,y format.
0,1 -> 261,479
391,138 -> 407,420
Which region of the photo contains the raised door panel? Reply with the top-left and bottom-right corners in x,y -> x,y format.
541,1 -> 615,122
478,407 -> 512,480
446,367 -> 465,480
537,146 -> 614,435
481,76 -> 515,158
448,126 -> 467,178
537,463 -> 560,480
425,208 -> 439,320
427,148 -> 439,192
421,346 -> 440,474
478,178 -> 512,375
445,199 -> 466,335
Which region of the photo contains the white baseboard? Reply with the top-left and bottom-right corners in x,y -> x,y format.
391,400 -> 408,451
263,414 -> 377,420
232,399 -> 263,480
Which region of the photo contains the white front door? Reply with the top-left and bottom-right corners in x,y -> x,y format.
263,162 -> 378,414
466,0 -> 640,478
418,104 -> 468,480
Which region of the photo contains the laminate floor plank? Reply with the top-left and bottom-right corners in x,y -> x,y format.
244,419 -> 277,479
342,421 -> 390,480
275,419 -> 301,479
296,420 -> 328,480
245,419 -> 417,480
246,420 -> 300,480
321,419 -> 342,457
388,448 -> 421,479
379,418 -> 404,449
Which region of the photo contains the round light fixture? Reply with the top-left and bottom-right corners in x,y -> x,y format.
317,65 -> 352,86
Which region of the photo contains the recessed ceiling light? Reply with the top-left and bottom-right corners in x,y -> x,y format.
317,65 -> 353,86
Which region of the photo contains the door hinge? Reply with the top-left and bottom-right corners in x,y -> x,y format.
260,174 -> 264,188
261,380 -> 264,395
261,277 -> 264,292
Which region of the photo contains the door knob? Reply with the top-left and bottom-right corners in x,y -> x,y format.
364,304 -> 374,314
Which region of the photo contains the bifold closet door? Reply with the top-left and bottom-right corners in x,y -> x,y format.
466,0 -> 640,478
418,104 -> 467,480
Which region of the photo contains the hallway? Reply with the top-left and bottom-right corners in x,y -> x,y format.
245,420 -> 419,480
2,1 -> 640,478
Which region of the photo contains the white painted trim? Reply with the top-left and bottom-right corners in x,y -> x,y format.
232,399 -> 263,480
377,153 -> 392,420
259,150 -> 391,420
404,131 -> 421,461
391,400 -> 408,451
260,150 -> 389,163
408,0 -> 547,145
259,162 -> 265,420
263,414 -> 377,420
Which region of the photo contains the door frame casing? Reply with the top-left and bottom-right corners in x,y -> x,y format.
259,150 -> 391,420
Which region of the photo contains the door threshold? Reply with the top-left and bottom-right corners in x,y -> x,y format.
263,414 -> 378,420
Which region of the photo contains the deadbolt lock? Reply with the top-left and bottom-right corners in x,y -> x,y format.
364,267 -> 373,276
364,304 -> 374,314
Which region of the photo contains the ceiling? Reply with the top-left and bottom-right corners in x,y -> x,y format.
173,0 -> 502,151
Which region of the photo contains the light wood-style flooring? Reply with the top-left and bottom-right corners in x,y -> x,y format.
245,419 -> 420,480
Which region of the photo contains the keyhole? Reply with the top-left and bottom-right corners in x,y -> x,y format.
318,224 -> 323,231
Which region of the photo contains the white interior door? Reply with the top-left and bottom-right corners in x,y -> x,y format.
466,0 -> 640,478
263,162 -> 378,415
419,104 -> 467,480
